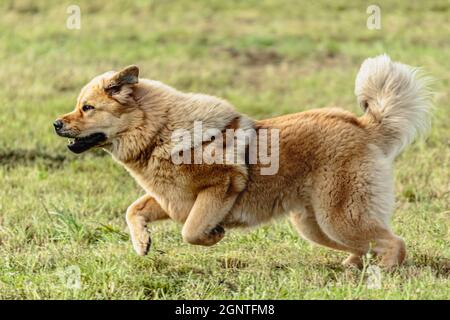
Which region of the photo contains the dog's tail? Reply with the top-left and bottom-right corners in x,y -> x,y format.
355,54 -> 433,158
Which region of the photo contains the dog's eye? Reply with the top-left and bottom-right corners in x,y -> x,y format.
82,104 -> 95,112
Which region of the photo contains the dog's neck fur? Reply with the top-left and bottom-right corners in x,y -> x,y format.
108,79 -> 254,168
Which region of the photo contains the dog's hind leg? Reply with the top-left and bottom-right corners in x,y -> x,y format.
312,168 -> 406,269
316,211 -> 406,269
126,194 -> 169,256
290,205 -> 363,267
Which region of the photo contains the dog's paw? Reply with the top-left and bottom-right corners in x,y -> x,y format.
342,254 -> 363,269
182,225 -> 225,246
131,232 -> 151,256
205,225 -> 225,245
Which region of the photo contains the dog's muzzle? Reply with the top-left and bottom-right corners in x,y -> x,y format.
53,119 -> 107,154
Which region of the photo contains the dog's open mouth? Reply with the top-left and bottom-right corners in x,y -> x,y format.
67,133 -> 107,154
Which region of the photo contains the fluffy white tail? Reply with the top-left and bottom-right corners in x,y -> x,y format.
355,54 -> 433,157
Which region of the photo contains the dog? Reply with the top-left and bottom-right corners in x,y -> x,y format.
54,55 -> 432,268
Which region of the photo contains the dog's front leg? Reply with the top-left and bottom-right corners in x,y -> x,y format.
181,184 -> 238,246
126,194 -> 169,256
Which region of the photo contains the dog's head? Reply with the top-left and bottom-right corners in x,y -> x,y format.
54,66 -> 143,154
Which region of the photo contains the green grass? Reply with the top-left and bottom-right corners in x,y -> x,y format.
0,0 -> 449,299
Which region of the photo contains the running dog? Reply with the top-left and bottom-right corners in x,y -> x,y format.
54,55 -> 432,268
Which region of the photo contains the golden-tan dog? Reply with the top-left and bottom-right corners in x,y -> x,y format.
55,55 -> 432,268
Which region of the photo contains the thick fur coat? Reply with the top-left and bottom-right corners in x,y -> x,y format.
55,55 -> 432,268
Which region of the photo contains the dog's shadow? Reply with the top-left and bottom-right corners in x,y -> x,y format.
309,254 -> 450,278
409,254 -> 450,278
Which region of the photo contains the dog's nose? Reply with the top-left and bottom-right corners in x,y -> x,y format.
53,119 -> 64,131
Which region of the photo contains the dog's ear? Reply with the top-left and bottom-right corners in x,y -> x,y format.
104,65 -> 139,103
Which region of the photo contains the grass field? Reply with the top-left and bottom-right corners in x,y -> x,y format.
0,0 -> 449,299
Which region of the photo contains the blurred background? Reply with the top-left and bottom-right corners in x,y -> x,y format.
0,0 -> 448,299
